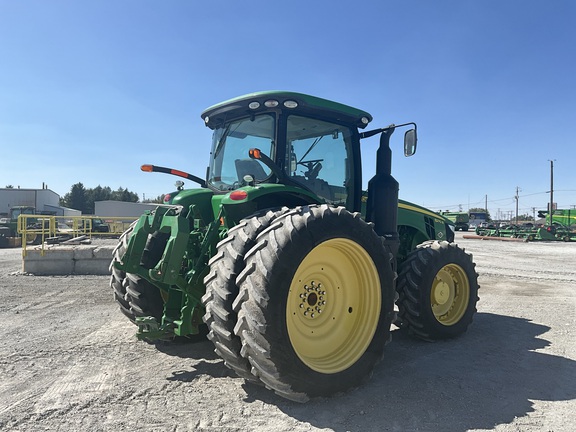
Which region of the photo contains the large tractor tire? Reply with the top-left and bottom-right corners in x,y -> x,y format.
202,207 -> 289,384
396,241 -> 479,341
233,205 -> 396,402
109,223 -> 164,324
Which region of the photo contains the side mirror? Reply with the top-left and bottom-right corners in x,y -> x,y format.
404,129 -> 417,156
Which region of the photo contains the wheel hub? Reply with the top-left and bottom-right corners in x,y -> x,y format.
298,281 -> 326,319
431,264 -> 470,325
433,280 -> 451,305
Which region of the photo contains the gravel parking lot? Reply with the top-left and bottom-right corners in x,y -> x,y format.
1,233 -> 575,431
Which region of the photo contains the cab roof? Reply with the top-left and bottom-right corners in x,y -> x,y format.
201,91 -> 373,130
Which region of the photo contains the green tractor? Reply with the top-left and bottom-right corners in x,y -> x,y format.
441,211 -> 470,231
111,91 -> 479,402
0,206 -> 39,247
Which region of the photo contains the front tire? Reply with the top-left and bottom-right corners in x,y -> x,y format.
109,223 -> 164,324
396,241 -> 479,341
233,205 -> 396,402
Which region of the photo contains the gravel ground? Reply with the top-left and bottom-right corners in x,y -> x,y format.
0,233 -> 575,432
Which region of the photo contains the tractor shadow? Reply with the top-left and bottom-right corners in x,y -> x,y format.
154,337 -> 238,381
241,312 -> 576,432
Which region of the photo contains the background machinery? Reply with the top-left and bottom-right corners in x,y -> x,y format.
0,206 -> 38,247
441,211 -> 470,231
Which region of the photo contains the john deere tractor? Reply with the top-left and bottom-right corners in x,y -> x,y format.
111,91 -> 479,402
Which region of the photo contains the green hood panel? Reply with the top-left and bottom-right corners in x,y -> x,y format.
169,188 -> 215,224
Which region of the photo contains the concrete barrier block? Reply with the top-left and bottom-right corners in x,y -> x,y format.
73,247 -> 94,260
22,245 -> 116,276
24,249 -> 75,275
74,259 -> 111,275
93,246 -> 114,260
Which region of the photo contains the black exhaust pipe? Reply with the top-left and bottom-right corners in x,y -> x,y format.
366,127 -> 399,256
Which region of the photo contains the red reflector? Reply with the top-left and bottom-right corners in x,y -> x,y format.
171,169 -> 188,178
163,194 -> 171,202
229,190 -> 248,201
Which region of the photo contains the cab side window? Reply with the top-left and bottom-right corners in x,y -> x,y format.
286,115 -> 353,206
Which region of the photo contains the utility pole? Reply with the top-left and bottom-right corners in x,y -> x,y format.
549,160 -> 555,225
515,186 -> 521,223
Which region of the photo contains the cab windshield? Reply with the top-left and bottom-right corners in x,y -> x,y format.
208,114 -> 275,191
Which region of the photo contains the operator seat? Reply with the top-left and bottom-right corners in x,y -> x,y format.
235,159 -> 268,182
292,175 -> 334,202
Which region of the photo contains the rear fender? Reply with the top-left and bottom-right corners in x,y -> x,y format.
216,184 -> 322,228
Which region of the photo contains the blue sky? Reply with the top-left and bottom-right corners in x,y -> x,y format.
1,1 -> 574,219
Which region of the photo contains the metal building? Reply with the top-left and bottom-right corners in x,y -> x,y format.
0,188 -> 80,216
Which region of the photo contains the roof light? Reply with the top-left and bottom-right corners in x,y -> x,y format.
361,117 -> 370,125
283,100 -> 298,108
230,190 -> 248,201
248,101 -> 260,109
264,99 -> 279,108
204,116 -> 210,124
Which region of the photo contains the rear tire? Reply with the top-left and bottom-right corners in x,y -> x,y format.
233,205 -> 396,402
202,208 -> 288,383
396,241 -> 479,341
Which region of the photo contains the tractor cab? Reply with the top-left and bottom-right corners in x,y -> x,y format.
202,91 -> 417,239
202,91 -> 373,211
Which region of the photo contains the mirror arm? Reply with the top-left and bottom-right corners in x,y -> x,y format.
359,122 -> 417,140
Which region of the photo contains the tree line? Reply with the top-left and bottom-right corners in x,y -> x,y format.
60,183 -> 163,214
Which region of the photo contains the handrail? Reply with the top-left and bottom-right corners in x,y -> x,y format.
18,215 -> 137,256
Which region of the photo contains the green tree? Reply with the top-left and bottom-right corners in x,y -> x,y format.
62,184 -> 140,214
143,194 -> 165,204
112,187 -> 139,203
62,182 -> 89,213
85,186 -> 113,214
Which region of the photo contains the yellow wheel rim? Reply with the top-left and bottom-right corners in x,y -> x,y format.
431,263 -> 470,326
286,238 -> 381,374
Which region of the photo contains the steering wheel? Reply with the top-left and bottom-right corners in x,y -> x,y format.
298,159 -> 324,180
